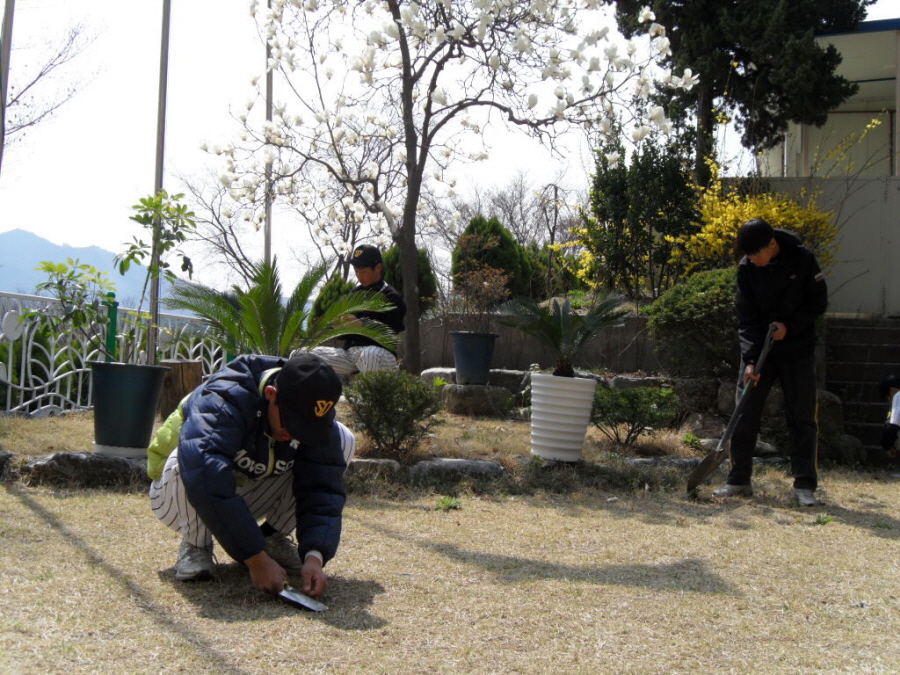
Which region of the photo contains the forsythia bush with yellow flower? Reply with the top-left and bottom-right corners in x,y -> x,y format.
669,167 -> 838,273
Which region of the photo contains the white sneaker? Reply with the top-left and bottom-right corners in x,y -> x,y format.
793,488 -> 818,507
175,540 -> 214,581
264,532 -> 304,572
712,484 -> 753,497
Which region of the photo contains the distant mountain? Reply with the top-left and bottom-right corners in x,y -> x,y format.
0,228 -> 176,308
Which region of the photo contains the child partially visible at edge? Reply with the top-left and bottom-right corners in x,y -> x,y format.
879,373 -> 900,464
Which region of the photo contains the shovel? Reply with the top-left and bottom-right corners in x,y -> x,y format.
686,324 -> 777,494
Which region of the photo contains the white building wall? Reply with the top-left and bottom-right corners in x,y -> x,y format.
769,177 -> 900,316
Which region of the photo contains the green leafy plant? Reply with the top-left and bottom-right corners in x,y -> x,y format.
644,267 -> 738,377
345,369 -> 442,463
435,496 -> 462,511
682,433 -> 702,451
591,384 -> 680,446
498,294 -> 629,376
114,189 -> 198,362
29,259 -> 118,360
164,257 -> 399,357
814,514 -> 834,526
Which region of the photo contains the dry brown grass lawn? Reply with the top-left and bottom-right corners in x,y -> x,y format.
2,412 -> 900,673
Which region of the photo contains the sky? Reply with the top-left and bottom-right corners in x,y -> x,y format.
1,0 -> 897,290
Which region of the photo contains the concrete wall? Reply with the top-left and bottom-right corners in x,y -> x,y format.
413,315 -> 664,373
768,177 -> 900,316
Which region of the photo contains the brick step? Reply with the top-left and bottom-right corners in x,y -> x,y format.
827,362 -> 899,384
841,400 -> 888,424
826,380 -> 887,403
827,324 -> 900,344
827,343 -> 900,363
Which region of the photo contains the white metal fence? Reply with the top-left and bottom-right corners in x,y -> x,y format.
0,291 -> 224,415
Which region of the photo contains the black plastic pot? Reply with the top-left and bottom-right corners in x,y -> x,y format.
90,361 -> 170,458
449,331 -> 498,385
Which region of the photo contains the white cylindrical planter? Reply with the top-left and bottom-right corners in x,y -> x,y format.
530,373 -> 598,462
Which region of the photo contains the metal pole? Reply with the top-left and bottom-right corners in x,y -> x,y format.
149,0 -> 172,364
263,0 -> 273,265
0,0 -> 16,175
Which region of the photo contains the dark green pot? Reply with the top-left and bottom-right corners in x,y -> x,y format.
90,362 -> 170,458
450,331 -> 498,385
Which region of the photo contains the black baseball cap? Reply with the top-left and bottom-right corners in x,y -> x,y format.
350,244 -> 383,268
275,353 -> 342,446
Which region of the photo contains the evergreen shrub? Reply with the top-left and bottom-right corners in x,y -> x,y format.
644,267 -> 738,377
591,384 -> 680,446
311,275 -> 355,320
345,369 -> 442,462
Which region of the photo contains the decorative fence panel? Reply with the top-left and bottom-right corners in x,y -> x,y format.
0,291 -> 224,415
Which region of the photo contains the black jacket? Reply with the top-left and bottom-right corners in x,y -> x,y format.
177,355 -> 348,564
737,229 -> 828,363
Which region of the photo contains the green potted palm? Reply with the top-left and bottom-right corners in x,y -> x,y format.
498,294 -> 629,461
163,258 -> 399,358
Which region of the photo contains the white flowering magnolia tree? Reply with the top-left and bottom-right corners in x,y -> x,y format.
213,0 -> 696,374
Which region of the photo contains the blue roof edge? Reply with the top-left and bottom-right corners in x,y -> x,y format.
820,17 -> 900,37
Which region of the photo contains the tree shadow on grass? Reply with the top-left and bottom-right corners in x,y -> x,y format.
158,560 -> 388,630
349,514 -> 736,595
6,484 -> 253,675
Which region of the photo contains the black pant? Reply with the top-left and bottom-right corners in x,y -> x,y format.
727,353 -> 818,491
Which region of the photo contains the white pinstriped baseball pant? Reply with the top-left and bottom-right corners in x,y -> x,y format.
149,421 -> 355,549
308,345 -> 398,375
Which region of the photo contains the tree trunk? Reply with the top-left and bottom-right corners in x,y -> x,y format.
695,83 -> 715,188
158,359 -> 202,419
398,216 -> 421,375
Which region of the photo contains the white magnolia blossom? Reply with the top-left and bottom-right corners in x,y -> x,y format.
631,125 -> 651,143
638,6 -> 655,23
228,0 -> 697,257
604,151 -> 619,167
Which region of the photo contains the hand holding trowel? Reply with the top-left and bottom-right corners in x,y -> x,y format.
686,323 -> 777,494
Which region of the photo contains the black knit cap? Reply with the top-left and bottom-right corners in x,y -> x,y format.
275,353 -> 342,446
349,244 -> 382,268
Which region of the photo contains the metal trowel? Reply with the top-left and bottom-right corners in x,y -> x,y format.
278,585 -> 328,612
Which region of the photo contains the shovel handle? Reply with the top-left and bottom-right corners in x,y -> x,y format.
716,323 -> 778,453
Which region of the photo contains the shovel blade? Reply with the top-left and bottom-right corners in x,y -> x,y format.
686,448 -> 729,493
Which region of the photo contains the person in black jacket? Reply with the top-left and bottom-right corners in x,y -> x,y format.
303,244 -> 406,373
714,218 -> 828,507
148,353 -> 355,596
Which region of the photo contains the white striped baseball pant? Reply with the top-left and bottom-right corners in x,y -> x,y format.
307,345 -> 398,375
149,421 -> 356,548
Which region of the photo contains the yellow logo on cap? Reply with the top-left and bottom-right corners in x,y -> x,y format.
354,248 -> 363,258
314,400 -> 334,417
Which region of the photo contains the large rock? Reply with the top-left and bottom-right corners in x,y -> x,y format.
609,375 -> 669,389
0,451 -> 12,479
442,384 -> 512,417
24,452 -> 147,488
410,458 -> 504,481
345,458 -> 402,479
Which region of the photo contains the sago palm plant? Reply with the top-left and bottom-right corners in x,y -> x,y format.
497,295 -> 629,377
163,257 -> 399,357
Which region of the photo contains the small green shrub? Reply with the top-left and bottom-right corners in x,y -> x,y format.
591,384 -> 680,446
644,267 -> 738,377
435,495 -> 462,511
345,369 -> 442,462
